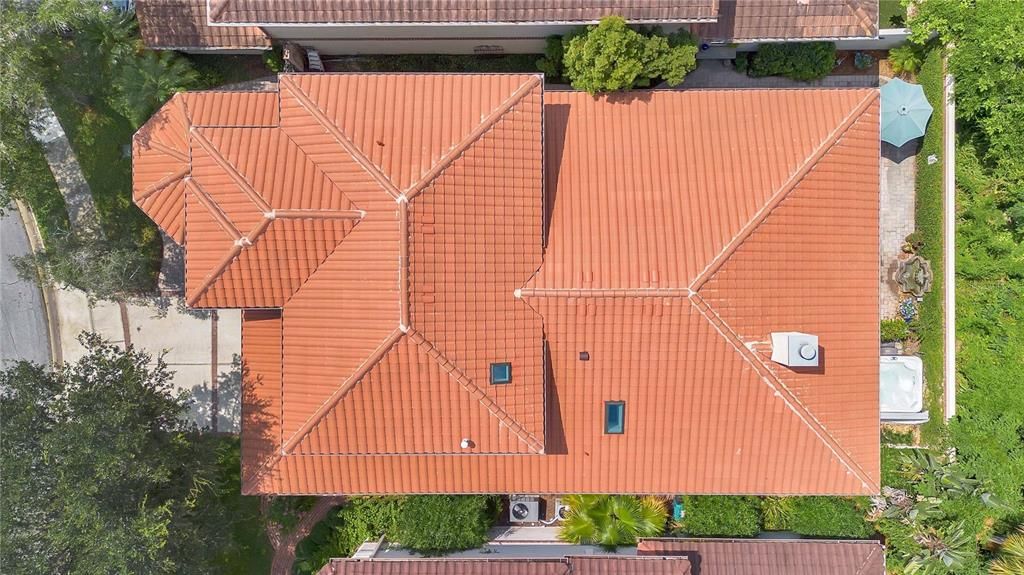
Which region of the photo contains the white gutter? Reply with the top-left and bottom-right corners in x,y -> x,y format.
943,70 -> 956,422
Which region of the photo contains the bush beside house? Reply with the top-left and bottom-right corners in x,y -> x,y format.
748,42 -> 836,81
539,16 -> 697,93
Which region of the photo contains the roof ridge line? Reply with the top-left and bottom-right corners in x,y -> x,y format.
406,329 -> 545,454
398,201 -> 411,331
274,127 -> 367,216
517,286 -> 693,298
191,128 -> 272,213
689,293 -> 878,492
137,165 -> 189,201
403,75 -> 542,201
271,208 -> 364,220
186,179 -> 241,240
844,0 -> 879,36
279,329 -> 405,455
279,75 -> 403,201
186,244 -> 243,306
146,139 -> 190,163
854,544 -> 884,575
690,91 -> 879,291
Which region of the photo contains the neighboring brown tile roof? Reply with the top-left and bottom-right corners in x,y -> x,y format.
136,0 -> 270,50
208,0 -> 719,24
133,76 -> 881,496
695,0 -> 878,41
637,538 -> 885,575
319,557 -> 692,575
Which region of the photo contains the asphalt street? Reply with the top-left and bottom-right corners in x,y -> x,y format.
1,209 -> 51,367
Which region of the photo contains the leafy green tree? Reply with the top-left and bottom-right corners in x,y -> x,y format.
909,1 -> 1024,188
0,335 -> 233,574
536,35 -> 566,80
559,495 -> 667,549
562,16 -> 697,94
888,43 -> 925,76
112,50 -> 199,127
13,229 -> 158,302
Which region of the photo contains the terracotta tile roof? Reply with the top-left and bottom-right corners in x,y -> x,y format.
133,76 -> 880,496
695,0 -> 878,41
637,538 -> 885,575
207,0 -> 719,24
136,0 -> 270,50
318,557 -> 692,575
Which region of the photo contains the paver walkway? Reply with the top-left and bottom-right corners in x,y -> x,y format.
667,60 -> 880,89
30,102 -> 104,238
880,141 -> 917,317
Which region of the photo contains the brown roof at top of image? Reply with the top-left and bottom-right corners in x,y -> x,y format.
637,538 -> 885,575
135,0 -> 270,49
133,75 -> 881,496
695,0 -> 878,41
319,557 -> 693,575
206,0 -> 719,24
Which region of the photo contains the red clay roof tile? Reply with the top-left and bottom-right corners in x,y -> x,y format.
637,538 -> 885,575
133,76 -> 880,496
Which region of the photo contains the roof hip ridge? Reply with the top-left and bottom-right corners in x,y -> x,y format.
191,127 -> 272,213
518,286 -> 693,298
406,328 -> 545,454
690,90 -> 879,291
278,75 -> 403,201
278,328 -> 405,456
136,165 -> 189,201
403,75 -> 543,201
689,293 -> 879,492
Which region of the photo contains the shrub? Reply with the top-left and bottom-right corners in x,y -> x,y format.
734,52 -> 750,74
536,35 -> 565,80
749,42 -> 836,81
562,16 -> 697,94
854,51 -> 875,70
261,47 -> 284,72
761,497 -> 794,530
394,495 -> 498,555
294,497 -> 403,574
677,496 -> 761,537
889,44 -> 924,76
559,495 -> 668,549
881,318 -> 911,342
777,497 -> 873,538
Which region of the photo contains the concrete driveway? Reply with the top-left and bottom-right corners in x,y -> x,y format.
0,209 -> 51,367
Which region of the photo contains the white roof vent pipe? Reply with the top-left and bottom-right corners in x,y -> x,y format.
770,332 -> 820,367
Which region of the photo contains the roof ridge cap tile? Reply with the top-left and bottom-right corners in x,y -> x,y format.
278,75 -> 403,201
278,329 -> 405,455
690,90 -> 879,291
844,0 -> 879,36
406,329 -> 545,454
402,74 -> 543,201
689,293 -> 878,492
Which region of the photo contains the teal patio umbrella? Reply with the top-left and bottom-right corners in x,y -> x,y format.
880,77 -> 934,147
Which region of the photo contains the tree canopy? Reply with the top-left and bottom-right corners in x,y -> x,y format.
561,17 -> 697,94
558,495 -> 667,549
0,335 -> 238,574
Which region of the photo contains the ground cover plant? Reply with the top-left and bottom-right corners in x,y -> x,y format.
675,496 -> 761,537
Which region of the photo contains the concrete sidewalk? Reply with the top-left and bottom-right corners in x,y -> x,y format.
53,289 -> 242,431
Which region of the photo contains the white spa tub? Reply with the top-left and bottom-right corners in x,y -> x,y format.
880,355 -> 926,422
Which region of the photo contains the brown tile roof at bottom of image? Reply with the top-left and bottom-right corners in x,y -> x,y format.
637,538 -> 885,575
206,0 -> 719,24
319,557 -> 693,575
130,74 -> 882,497
136,0 -> 270,50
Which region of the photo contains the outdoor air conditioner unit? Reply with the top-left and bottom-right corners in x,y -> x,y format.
509,496 -> 540,523
554,499 -> 570,521
770,332 -> 820,367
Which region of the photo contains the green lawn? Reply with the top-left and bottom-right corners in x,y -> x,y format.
912,47 -> 946,444
7,136 -> 69,243
879,1 -> 907,28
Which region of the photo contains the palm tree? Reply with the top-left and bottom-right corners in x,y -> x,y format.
113,50 -> 198,127
990,525 -> 1024,575
558,495 -> 667,550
